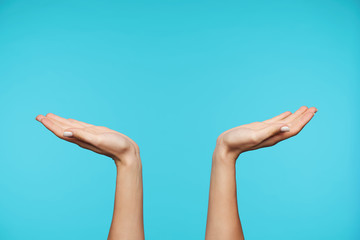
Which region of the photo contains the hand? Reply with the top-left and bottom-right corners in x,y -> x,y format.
36,113 -> 140,167
215,106 -> 318,162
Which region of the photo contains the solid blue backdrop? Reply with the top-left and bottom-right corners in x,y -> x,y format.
0,0 -> 359,239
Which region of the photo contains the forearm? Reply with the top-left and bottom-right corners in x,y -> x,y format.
108,158 -> 144,240
205,106 -> 317,239
205,146 -> 244,240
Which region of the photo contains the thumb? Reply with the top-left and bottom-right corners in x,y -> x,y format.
257,124 -> 290,142
63,128 -> 98,145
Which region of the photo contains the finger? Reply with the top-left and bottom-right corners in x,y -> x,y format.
45,116 -> 74,130
305,107 -> 317,114
255,123 -> 289,143
63,128 -> 99,146
290,106 -> 317,123
290,111 -> 316,134
36,114 -> 45,122
251,110 -> 316,150
283,106 -> 308,122
46,113 -> 83,128
67,118 -> 93,127
263,111 -> 292,123
40,117 -> 69,139
49,118 -> 100,139
39,116 -> 103,153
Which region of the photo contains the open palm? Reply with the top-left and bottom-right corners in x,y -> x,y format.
36,113 -> 139,164
218,106 -> 317,157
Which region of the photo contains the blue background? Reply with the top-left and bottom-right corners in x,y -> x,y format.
0,0 -> 359,239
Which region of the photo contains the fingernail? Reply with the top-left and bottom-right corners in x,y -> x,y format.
63,131 -> 73,137
280,126 -> 290,132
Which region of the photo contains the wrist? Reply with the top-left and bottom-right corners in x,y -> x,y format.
113,154 -> 142,170
214,139 -> 241,166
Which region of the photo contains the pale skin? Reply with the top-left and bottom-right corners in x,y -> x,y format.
35,113 -> 144,240
205,106 -> 318,240
36,106 -> 317,240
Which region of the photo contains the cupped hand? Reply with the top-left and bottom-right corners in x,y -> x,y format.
36,113 -> 140,166
215,106 -> 318,161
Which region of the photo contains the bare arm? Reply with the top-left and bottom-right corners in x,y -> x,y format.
205,106 -> 317,240
36,113 -> 144,240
